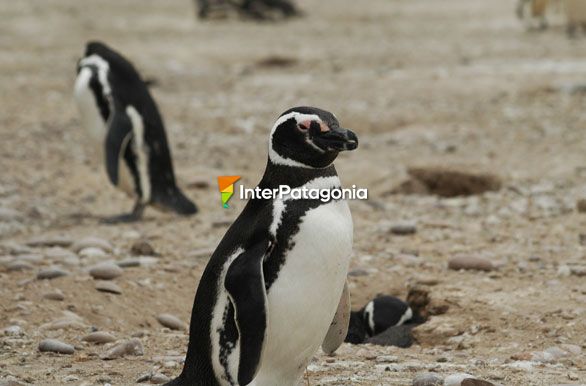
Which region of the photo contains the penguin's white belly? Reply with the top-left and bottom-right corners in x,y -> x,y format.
252,200 -> 353,386
74,67 -> 106,147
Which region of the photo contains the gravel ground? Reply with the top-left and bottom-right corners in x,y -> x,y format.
1,0 -> 585,385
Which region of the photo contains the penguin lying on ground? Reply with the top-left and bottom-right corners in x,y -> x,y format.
74,41 -> 197,223
346,295 -> 414,346
166,107 -> 358,386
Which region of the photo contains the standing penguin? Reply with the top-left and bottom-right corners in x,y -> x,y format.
166,107 -> 358,386
73,41 -> 197,222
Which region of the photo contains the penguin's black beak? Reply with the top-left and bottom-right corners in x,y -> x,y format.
313,127 -> 359,152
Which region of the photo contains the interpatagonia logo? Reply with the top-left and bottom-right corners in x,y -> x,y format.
217,176 -> 241,208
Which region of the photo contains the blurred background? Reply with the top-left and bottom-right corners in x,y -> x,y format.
1,0 -> 585,385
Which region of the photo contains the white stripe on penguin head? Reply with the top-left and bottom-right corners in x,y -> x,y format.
268,111 -> 322,168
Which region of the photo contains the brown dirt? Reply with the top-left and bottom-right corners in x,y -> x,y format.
1,0 -> 585,385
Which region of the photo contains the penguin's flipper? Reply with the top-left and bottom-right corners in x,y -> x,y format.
322,280 -> 351,355
105,109 -> 133,186
225,239 -> 270,385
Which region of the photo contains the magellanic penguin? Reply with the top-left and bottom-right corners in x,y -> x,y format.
166,107 -> 358,386
346,295 -> 413,344
73,41 -> 197,222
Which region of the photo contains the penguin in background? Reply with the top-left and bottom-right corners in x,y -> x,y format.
345,295 -> 413,344
73,41 -> 197,223
166,107 -> 358,386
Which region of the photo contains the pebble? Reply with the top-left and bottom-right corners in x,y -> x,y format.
27,236 -> 72,248
461,380 -> 496,386
71,236 -> 113,254
0,379 -> 26,386
40,319 -> 86,331
130,240 -> 156,256
116,258 -> 141,268
375,355 -> 399,363
95,280 -> 122,294
43,290 -> 65,301
79,247 -> 108,259
348,268 -> 369,277
37,267 -> 69,280
82,331 -> 117,344
3,325 -> 23,336
444,373 -> 474,386
17,254 -> 43,263
100,338 -> 144,359
0,207 -> 22,221
7,261 -> 34,271
448,256 -> 494,272
413,372 -> 443,386
390,222 -> 417,235
150,373 -> 171,384
89,262 -> 123,280
157,314 -> 187,330
38,338 -> 75,354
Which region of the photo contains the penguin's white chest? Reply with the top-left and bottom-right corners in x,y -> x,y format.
252,199 -> 353,386
74,68 -> 106,146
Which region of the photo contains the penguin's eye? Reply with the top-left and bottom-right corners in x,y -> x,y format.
298,120 -> 311,132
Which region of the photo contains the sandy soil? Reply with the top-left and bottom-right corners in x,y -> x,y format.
1,0 -> 585,385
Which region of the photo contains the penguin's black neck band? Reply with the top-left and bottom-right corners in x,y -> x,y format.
259,159 -> 337,189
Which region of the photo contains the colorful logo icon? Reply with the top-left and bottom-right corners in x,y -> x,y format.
217,176 -> 241,208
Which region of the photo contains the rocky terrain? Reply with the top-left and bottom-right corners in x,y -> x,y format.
1,0 -> 585,385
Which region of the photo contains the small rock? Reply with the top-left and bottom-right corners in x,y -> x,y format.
348,268 -> 369,277
157,314 -> 187,330
116,258 -> 141,268
82,331 -> 116,344
444,373 -> 474,386
43,290 -> 65,301
37,267 -> 69,280
95,280 -> 122,294
7,261 -> 34,272
79,247 -> 108,259
375,355 -> 399,363
38,339 -> 75,354
71,236 -> 113,253
89,262 -> 123,280
100,338 -> 144,359
17,254 -> 43,263
413,372 -> 443,386
390,222 -> 417,235
27,236 -> 72,248
3,325 -> 23,336
448,256 -> 494,272
130,240 -> 156,256
150,373 -> 171,384
0,207 -> 22,221
461,380 -> 496,386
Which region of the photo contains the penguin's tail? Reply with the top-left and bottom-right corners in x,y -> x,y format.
154,186 -> 198,216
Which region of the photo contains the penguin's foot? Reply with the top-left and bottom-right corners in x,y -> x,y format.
100,203 -> 145,224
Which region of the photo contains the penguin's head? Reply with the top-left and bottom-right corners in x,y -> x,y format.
269,106 -> 358,168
